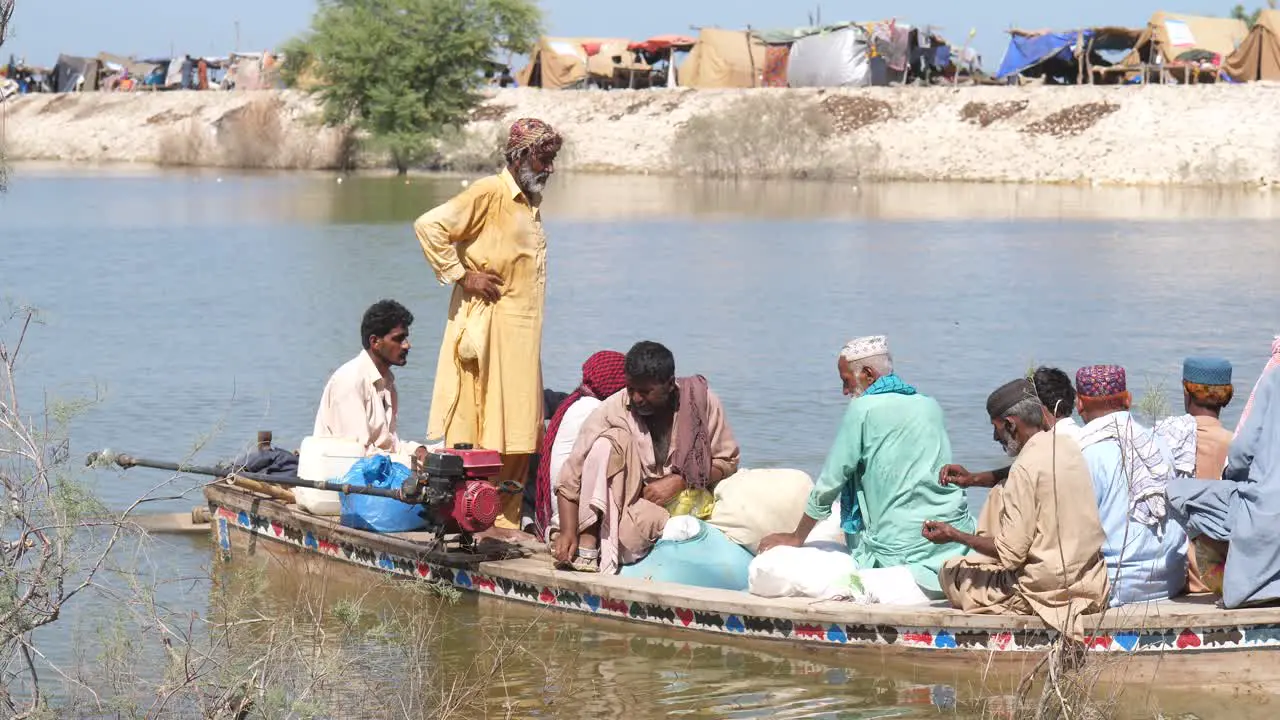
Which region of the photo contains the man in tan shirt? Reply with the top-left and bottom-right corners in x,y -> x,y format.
314,300 -> 425,460
923,378 -> 1108,641
553,342 -> 740,573
413,118 -> 562,536
1155,356 -> 1235,592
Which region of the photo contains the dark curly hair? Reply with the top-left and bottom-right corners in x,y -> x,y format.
1032,366 -> 1076,419
360,300 -> 414,349
625,341 -> 675,384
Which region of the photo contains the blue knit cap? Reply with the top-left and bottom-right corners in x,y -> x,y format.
1183,357 -> 1232,386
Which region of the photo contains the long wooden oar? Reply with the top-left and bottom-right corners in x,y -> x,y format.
86,451 -> 416,503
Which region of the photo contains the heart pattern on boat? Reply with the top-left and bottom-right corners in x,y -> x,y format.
1176,629 -> 1202,649
1113,633 -> 1139,651
211,501 -> 1280,657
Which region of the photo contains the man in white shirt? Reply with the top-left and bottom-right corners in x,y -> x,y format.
314,300 -> 425,460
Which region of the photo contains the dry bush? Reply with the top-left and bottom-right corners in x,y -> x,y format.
821,94 -> 894,134
146,109 -> 196,126
1023,103 -> 1118,138
470,103 -> 513,122
215,97 -> 287,169
672,94 -> 847,180
156,119 -> 214,167
36,94 -> 71,115
429,125 -> 506,173
960,100 -> 1029,128
608,96 -> 655,121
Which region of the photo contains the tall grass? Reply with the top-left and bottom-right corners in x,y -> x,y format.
672,94 -> 860,180
156,97 -> 355,170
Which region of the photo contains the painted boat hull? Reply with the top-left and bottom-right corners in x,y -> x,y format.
205,483 -> 1280,667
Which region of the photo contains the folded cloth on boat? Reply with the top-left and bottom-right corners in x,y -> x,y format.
229,446 -> 299,476
707,468 -> 814,553
619,518 -> 754,591
747,545 -> 931,605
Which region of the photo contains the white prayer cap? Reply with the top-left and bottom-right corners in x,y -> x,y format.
840,335 -> 889,364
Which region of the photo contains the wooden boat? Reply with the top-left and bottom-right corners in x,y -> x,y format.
205,480 -> 1280,687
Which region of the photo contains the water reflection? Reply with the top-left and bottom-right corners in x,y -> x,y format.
12,162 -> 1280,225
5,167 -> 1280,718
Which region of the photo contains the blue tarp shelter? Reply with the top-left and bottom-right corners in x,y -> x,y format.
997,27 -> 1142,81
997,31 -> 1085,79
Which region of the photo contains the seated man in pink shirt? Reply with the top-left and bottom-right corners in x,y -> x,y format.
313,299 -> 426,460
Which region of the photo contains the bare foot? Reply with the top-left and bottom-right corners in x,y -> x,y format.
474,526 -> 536,544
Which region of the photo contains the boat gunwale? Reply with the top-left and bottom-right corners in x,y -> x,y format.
204,483 -> 1280,653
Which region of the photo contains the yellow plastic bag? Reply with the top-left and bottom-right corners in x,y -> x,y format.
665,488 -> 715,520
1194,537 -> 1228,596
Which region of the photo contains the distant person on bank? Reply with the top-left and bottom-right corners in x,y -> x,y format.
313,299 -> 427,462
413,118 -> 563,539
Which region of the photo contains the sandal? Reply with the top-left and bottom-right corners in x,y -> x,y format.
556,545 -> 600,573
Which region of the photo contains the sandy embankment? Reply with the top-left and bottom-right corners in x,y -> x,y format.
3,85 -> 1280,186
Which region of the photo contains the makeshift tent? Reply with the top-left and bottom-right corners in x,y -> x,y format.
581,38 -> 647,86
97,53 -> 159,82
762,45 -> 790,86
223,53 -> 278,90
627,35 -> 695,55
681,28 -> 766,88
786,25 -> 871,87
627,35 -> 693,86
165,56 -> 190,88
1124,12 -> 1248,67
753,21 -> 859,46
517,37 -> 630,89
51,54 -> 100,92
997,28 -> 1141,81
753,22 -> 861,88
1223,9 -> 1280,81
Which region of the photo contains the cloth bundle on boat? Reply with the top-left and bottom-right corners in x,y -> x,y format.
748,542 -> 931,605
707,467 -> 815,553
619,517 -> 754,591
339,455 -> 427,533
228,446 -> 299,476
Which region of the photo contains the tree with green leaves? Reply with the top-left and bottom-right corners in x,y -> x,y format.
1232,0 -> 1277,27
285,0 -> 541,174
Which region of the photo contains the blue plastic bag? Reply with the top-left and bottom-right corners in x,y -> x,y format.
619,519 -> 754,591
338,455 -> 426,533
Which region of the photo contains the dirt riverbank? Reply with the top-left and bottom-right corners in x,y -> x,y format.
4,85 -> 1280,186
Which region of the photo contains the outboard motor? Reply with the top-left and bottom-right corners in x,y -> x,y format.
415,444 -> 502,537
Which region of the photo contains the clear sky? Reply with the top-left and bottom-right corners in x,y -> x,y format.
4,1 -> 1246,71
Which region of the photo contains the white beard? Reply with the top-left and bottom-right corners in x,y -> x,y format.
516,162 -> 549,195
1000,431 -> 1023,458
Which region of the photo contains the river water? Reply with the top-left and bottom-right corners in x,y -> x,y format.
4,165 -> 1280,718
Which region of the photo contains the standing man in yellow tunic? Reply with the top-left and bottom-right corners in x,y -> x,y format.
413,118 -> 563,537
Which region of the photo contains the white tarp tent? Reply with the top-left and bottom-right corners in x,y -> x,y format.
786,26 -> 871,87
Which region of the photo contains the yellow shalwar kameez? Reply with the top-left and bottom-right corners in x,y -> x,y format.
413,169 -> 546,529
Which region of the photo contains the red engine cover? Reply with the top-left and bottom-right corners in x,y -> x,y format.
450,479 -> 500,533
439,447 -> 502,479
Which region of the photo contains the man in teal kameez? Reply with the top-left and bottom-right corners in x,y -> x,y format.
757,335 -> 974,598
